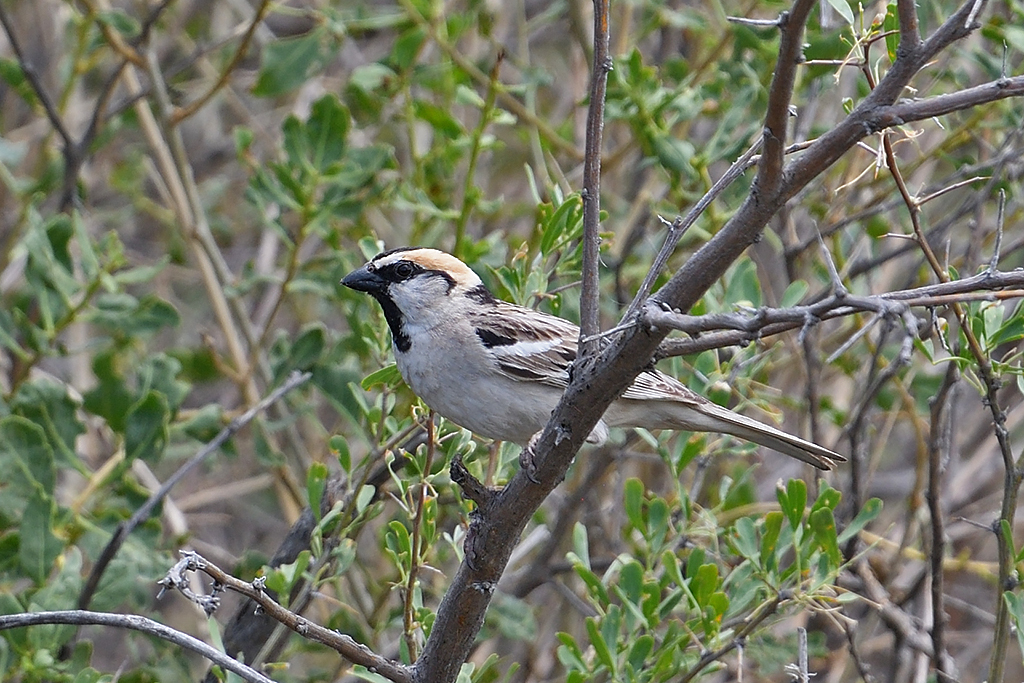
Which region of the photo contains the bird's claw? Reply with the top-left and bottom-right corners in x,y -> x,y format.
519,434 -> 542,484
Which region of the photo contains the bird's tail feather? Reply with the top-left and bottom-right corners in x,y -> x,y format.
699,401 -> 844,470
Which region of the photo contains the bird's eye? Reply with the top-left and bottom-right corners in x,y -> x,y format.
394,262 -> 415,278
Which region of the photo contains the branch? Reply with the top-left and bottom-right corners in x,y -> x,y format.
784,0 -> 989,195
757,0 -> 817,196
0,610 -> 274,683
873,75 -> 1024,127
579,0 -> 611,345
928,364 -> 959,682
895,0 -> 922,51
645,269 -> 1024,358
168,0 -> 272,125
160,552 -> 411,683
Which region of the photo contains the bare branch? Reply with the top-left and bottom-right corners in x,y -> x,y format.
895,0 -> 922,51
0,610 -> 274,683
168,0 -> 272,125
651,270 -> 1024,358
579,0 -> 611,346
757,0 -> 817,196
928,363 -> 959,681
161,552 -> 411,683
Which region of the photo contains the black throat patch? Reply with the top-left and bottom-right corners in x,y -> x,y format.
373,293 -> 412,353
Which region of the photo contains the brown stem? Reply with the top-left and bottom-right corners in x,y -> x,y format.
579,0 -> 611,346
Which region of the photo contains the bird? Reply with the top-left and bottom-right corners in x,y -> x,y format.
342,247 -> 844,470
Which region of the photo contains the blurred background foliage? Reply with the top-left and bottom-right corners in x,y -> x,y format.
0,0 -> 1023,680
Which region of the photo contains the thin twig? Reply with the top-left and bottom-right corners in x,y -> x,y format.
0,610 -> 274,683
160,552 -> 411,683
678,593 -> 789,683
168,0 -> 272,125
579,0 -> 611,346
927,363 -> 958,681
988,189 -> 1006,273
621,135 -> 762,324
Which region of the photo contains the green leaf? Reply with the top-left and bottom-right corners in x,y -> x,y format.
824,0 -> 854,25
349,63 -> 397,93
555,632 -> 587,672
809,507 -> 842,567
20,493 -> 62,584
724,259 -> 761,308
780,280 -> 809,308
647,497 -> 669,552
0,57 -> 38,106
623,477 -> 645,533
264,551 -> 311,598
811,482 -> 842,513
777,478 -> 806,530
138,354 -> 189,414
0,417 -> 56,503
361,363 -> 403,390
303,95 -> 351,172
883,3 -> 899,63
291,324 -> 327,370
253,30 -> 330,97
89,293 -> 179,335
571,522 -> 590,571
732,517 -> 758,560
837,498 -> 883,544
391,28 -> 426,71
386,520 -> 412,558
413,100 -> 465,139
124,391 -> 170,463
307,462 -> 329,522
619,560 -> 644,606
1003,591 -> 1024,659
760,511 -> 784,569
585,616 -> 615,671
355,484 -> 375,514
650,131 -> 694,177
692,563 -> 719,608
10,379 -> 84,467
573,564 -> 611,608
626,634 -> 654,672
539,194 -> 583,255
332,435 -> 351,473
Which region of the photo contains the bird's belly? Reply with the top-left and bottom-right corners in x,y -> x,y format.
396,351 -> 557,444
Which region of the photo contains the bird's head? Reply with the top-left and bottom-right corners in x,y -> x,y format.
342,247 -> 493,351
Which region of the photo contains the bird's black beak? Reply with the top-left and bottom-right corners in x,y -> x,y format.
341,265 -> 386,294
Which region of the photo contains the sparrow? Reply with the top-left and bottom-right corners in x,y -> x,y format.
342,247 -> 844,470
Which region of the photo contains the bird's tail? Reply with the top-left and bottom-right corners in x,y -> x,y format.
698,401 -> 844,470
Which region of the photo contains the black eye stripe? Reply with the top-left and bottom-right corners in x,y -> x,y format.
373,260 -> 458,292
376,260 -> 423,282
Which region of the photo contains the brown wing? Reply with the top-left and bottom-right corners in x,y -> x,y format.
469,302 -> 579,389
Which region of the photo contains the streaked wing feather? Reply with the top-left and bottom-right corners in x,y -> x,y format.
621,369 -> 707,406
470,303 -> 579,389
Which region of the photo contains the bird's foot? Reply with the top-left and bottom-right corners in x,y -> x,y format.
519,433 -> 543,484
